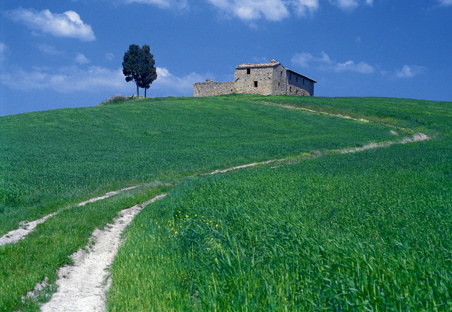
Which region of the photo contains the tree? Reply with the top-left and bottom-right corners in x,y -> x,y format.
137,45 -> 157,98
122,44 -> 157,98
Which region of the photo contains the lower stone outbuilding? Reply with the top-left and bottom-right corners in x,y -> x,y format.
193,59 -> 316,97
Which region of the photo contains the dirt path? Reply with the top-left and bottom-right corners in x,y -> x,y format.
0,186 -> 138,246
40,194 -> 166,312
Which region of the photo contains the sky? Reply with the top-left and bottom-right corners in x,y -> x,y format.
1,0 -> 451,116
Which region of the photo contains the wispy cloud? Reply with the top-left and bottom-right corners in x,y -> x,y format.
291,51 -> 375,73
36,44 -> 62,55
105,53 -> 115,61
207,0 -> 290,21
124,0 -> 189,9
0,43 -> 7,62
438,0 -> 452,6
328,0 -> 373,11
292,51 -> 427,79
0,64 -> 206,97
154,67 -> 209,95
121,0 -> 379,21
393,65 -> 426,79
292,0 -> 320,16
6,8 -> 95,41
75,53 -> 90,65
0,66 -> 125,93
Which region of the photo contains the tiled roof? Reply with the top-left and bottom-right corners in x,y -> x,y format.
236,59 -> 281,69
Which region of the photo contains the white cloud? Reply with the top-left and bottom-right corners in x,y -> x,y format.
7,8 -> 95,41
293,0 -> 320,16
0,66 -> 125,93
154,67 -> 209,95
124,0 -> 188,9
292,51 -> 374,73
393,65 -> 426,79
438,0 -> 452,5
0,64 -> 206,97
335,60 -> 374,73
207,0 -> 291,21
75,53 -> 90,64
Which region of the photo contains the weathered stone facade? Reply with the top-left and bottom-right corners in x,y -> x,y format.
193,80 -> 234,97
193,60 -> 316,97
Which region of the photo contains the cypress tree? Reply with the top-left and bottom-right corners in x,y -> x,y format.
122,44 -> 157,98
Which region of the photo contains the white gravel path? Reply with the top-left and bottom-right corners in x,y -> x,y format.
0,186 -> 138,246
40,194 -> 167,312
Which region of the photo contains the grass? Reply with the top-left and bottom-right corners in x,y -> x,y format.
0,185 -> 168,312
1,94 -> 451,311
0,95 -> 393,236
107,95 -> 452,311
108,147 -> 452,311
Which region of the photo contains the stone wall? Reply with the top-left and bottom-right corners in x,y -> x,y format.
287,70 -> 314,96
287,85 -> 311,96
193,80 -> 234,97
234,66 -> 275,95
271,64 -> 288,95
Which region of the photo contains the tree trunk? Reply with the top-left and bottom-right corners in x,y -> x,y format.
136,84 -> 139,98
144,88 -> 147,98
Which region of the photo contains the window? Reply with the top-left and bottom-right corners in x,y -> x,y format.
254,81 -> 258,88
247,68 -> 251,75
296,76 -> 298,82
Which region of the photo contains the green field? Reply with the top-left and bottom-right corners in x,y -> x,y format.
1,95 -> 451,311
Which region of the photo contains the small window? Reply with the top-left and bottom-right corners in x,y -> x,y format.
289,73 -> 292,80
247,68 -> 251,75
296,76 -> 298,82
281,71 -> 283,76
254,81 -> 258,88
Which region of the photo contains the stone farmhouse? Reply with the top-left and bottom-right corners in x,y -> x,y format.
193,59 -> 316,97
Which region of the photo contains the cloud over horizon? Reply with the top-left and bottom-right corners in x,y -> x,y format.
0,64 -> 204,97
6,8 -> 96,41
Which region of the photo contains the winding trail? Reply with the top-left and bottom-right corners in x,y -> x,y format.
2,102 -> 433,311
0,186 -> 138,246
40,194 -> 167,312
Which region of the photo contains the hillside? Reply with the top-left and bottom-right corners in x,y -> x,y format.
0,95 -> 451,311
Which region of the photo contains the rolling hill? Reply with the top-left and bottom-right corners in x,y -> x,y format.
1,95 -> 451,311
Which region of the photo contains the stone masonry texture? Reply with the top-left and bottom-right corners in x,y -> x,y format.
193,60 -> 316,97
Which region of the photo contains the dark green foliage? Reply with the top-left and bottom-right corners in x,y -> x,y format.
122,44 -> 157,97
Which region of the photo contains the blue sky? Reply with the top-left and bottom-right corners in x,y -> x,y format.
1,0 -> 451,115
